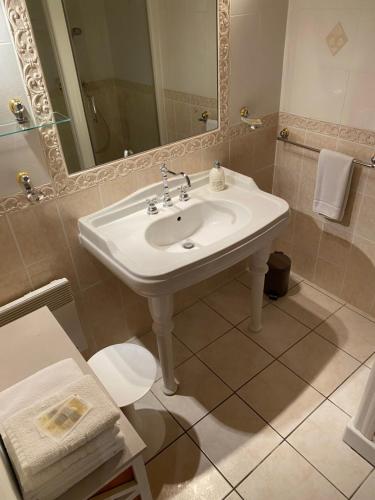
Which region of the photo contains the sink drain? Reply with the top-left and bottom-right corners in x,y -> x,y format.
182,241 -> 195,250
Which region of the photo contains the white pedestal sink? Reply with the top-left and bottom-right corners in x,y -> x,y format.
78,168 -> 289,395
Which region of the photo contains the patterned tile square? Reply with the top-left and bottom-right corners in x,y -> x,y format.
204,280 -> 255,325
329,365 -> 371,416
189,395 -> 282,485
238,304 -> 309,357
275,282 -> 342,328
238,361 -> 324,437
280,332 -> 360,396
237,442 -> 345,500
152,356 -> 232,429
197,329 -> 273,390
147,434 -> 231,499
288,401 -> 373,497
173,301 -> 231,352
326,22 -> 348,57
316,307 -> 375,362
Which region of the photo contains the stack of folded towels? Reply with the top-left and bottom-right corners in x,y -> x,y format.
0,359 -> 124,500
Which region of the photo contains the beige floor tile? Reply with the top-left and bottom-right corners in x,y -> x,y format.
189,395 -> 281,485
316,307 -> 375,362
225,491 -> 242,500
237,442 -> 345,500
134,392 -> 184,462
303,279 -> 346,305
197,329 -> 273,390
204,280 -> 256,325
329,365 -> 371,416
238,304 -> 309,357
235,272 -> 270,304
289,272 -> 304,288
237,270 -> 302,292
152,356 -> 232,429
236,270 -> 253,289
275,282 -> 342,328
352,471 -> 375,500
288,400 -> 373,497
129,331 -> 192,380
147,434 -> 231,499
365,353 -> 374,368
173,301 -> 231,352
238,361 -> 324,437
280,332 -> 360,396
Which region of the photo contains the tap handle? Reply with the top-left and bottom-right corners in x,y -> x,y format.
179,185 -> 190,202
146,197 -> 158,215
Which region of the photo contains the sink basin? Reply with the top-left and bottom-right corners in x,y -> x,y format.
79,168 -> 289,296
79,167 -> 289,395
145,199 -> 250,251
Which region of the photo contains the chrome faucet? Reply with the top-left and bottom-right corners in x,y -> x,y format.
160,164 -> 191,206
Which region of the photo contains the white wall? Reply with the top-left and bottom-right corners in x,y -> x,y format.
230,0 -> 289,125
105,0 -> 155,86
0,2 -> 50,196
156,0 -> 218,98
63,0 -> 115,83
281,0 -> 375,130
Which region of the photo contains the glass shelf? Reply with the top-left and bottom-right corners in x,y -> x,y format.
0,112 -> 71,138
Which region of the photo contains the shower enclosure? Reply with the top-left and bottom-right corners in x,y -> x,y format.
25,0 -> 218,173
27,0 -> 161,171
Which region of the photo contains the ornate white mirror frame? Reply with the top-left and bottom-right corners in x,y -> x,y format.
1,0 -> 230,213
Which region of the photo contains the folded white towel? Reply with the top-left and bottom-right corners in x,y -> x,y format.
313,148 -> 354,221
9,433 -> 125,500
3,375 -> 120,475
0,359 -> 82,427
5,425 -> 120,493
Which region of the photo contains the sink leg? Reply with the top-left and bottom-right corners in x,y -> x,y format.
148,295 -> 178,396
249,245 -> 271,333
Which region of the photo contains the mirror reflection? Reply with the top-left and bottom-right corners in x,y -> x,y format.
25,0 -> 218,173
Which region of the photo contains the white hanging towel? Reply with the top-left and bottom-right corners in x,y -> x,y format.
313,148 -> 354,221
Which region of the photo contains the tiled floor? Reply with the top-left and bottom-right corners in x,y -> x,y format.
131,272 -> 375,499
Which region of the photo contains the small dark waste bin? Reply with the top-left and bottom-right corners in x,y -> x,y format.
264,251 -> 291,300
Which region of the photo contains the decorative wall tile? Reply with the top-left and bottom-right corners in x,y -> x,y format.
326,23 -> 348,56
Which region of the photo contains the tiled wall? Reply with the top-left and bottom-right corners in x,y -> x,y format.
230,0 -> 289,125
281,0 -> 375,130
163,89 -> 218,143
0,126 -> 277,356
275,0 -> 375,315
83,78 -> 160,165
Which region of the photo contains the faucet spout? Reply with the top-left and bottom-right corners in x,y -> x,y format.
160,164 -> 173,207
159,164 -> 191,206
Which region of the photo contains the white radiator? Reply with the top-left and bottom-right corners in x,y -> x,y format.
0,279 -> 88,352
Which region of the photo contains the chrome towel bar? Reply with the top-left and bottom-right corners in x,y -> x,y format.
277,128 -> 375,169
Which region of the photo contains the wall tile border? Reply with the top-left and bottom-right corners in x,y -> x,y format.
279,112 -> 375,147
0,0 -> 237,215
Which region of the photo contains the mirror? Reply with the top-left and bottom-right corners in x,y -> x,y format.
23,0 -> 218,174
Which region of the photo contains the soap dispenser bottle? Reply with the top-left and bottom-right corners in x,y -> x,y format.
209,160 -> 225,192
